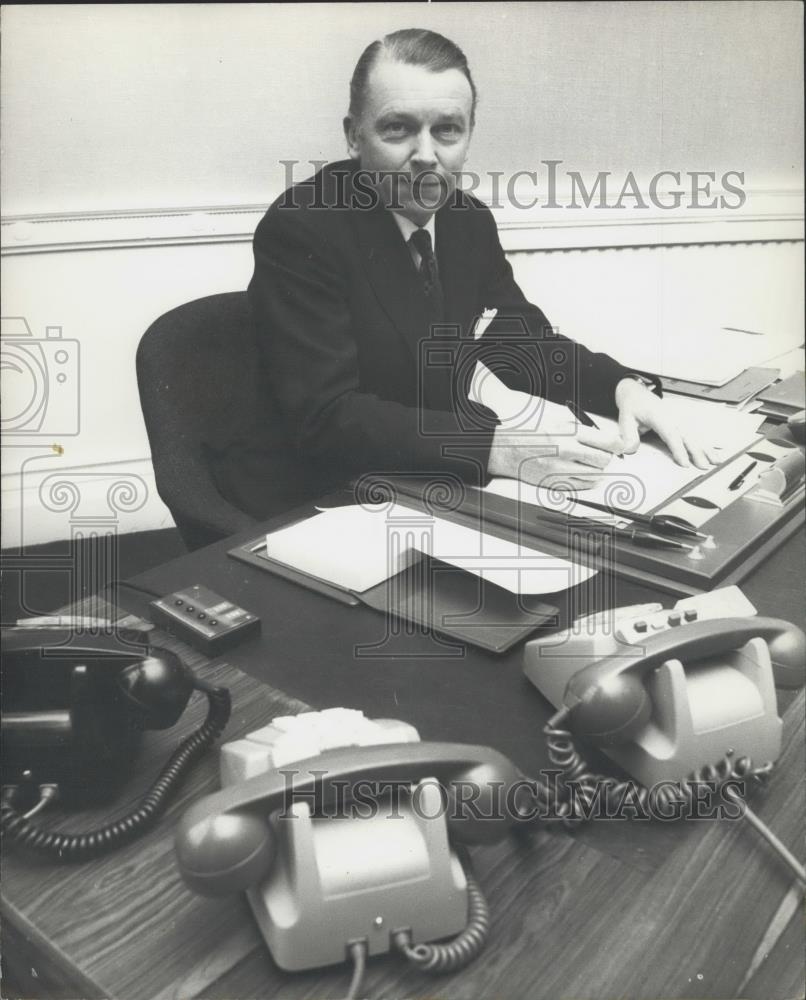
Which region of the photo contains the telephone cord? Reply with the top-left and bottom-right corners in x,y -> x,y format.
392,857 -> 489,974
0,682 -> 231,861
343,941 -> 367,1000
543,710 -> 805,887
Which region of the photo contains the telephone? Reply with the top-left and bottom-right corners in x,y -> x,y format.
522,586 -> 806,885
175,709 -> 520,991
1,625 -> 231,860
523,586 -> 805,789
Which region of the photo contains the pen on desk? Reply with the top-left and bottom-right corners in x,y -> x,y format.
728,460 -> 758,491
617,526 -> 702,556
568,496 -> 712,543
564,399 -> 624,459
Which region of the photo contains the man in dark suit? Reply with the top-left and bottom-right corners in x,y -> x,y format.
237,28 -> 714,518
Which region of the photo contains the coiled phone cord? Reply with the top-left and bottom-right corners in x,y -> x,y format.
336,855 -> 489,998
543,709 -> 806,886
0,680 -> 231,861
392,853 -> 490,974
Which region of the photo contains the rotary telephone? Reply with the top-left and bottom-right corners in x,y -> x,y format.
175,709 -> 521,993
523,586 -> 806,881
1,623 -> 231,860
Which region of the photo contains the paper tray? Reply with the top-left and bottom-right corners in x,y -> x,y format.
228,536 -> 558,654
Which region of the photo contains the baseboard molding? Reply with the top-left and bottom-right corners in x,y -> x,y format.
0,457 -> 175,548
2,188 -> 802,256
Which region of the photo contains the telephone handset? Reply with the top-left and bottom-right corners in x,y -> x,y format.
563,616 -> 806,746
177,740 -> 519,896
524,586 -> 805,786
1,626 -> 231,860
175,709 -> 521,984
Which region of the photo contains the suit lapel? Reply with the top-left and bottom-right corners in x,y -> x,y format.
435,200 -> 478,338
349,184 -> 479,411
352,203 -> 432,363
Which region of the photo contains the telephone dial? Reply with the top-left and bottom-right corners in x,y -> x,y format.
523,585 -> 806,883
175,708 -> 521,993
1,624 -> 231,860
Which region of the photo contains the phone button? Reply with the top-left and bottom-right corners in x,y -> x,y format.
683,609 -> 698,622
668,613 -> 682,627
634,621 -> 648,633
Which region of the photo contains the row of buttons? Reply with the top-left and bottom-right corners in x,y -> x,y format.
633,609 -> 699,633
174,598 -> 218,626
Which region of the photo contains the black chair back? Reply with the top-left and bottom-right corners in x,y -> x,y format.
137,292 -> 301,550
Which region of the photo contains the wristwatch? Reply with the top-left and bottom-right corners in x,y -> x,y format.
623,372 -> 663,397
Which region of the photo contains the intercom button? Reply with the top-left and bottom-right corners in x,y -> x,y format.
186,606 -> 195,613
683,609 -> 698,622
198,613 -> 206,620
668,613 -> 682,626
634,621 -> 648,633
175,599 -> 184,606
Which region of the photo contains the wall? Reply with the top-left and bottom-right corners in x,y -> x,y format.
3,1 -> 803,216
1,2 -> 804,547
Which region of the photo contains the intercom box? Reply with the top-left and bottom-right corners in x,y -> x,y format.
150,584 -> 261,655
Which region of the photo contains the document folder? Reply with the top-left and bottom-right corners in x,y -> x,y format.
228,535 -> 558,654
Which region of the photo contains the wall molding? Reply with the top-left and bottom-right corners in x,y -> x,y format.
2,188 -> 802,256
1,456 -> 174,548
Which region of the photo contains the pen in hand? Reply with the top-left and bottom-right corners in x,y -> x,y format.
565,399 -> 624,459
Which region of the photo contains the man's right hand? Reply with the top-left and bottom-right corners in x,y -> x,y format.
486,419 -> 625,489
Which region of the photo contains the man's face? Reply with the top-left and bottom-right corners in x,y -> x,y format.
344,57 -> 473,225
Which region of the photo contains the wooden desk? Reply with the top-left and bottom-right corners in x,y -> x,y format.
2,528 -> 804,1000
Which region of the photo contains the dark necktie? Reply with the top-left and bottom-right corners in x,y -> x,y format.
409,228 -> 444,322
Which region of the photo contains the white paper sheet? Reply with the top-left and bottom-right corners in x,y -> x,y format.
264,503 -> 596,595
471,362 -> 765,517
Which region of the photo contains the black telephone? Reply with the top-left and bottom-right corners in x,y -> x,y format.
175,710 -> 521,985
1,625 -> 231,861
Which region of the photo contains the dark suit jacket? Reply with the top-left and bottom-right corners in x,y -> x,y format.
216,160 -> 633,518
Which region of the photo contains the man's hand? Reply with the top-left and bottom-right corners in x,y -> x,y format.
486,413 -> 623,489
615,378 -> 720,469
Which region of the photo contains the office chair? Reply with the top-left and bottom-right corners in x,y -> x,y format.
136,292 -> 279,551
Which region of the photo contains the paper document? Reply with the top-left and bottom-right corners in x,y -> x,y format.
470,362 -> 765,517
265,503 -> 596,595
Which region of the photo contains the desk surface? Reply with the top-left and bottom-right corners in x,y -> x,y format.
2,517 -> 804,1000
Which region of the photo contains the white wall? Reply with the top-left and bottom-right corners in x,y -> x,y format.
1,2 -> 804,547
2,2 -> 803,216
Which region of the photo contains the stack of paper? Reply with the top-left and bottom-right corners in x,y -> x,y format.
264,503 -> 596,596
